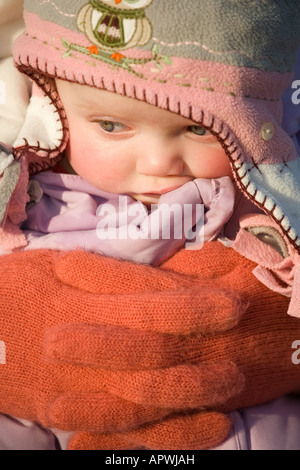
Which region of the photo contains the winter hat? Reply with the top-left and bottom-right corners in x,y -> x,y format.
0,0 -> 24,59
1,0 -> 300,253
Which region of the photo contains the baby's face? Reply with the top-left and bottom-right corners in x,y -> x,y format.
56,79 -> 232,206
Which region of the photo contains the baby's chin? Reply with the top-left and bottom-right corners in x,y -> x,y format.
129,193 -> 161,208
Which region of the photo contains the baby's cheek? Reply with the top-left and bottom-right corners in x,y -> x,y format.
191,151 -> 232,179
204,148 -> 232,179
218,155 -> 233,179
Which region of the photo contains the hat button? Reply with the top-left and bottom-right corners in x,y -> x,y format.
260,122 -> 275,141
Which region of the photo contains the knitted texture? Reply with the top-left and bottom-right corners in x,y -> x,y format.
53,241 -> 300,450
0,246 -> 244,444
0,243 -> 298,449
0,242 -> 296,449
163,244 -> 300,410
68,412 -> 232,451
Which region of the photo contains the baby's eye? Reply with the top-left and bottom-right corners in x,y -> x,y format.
187,125 -> 210,136
98,120 -> 128,133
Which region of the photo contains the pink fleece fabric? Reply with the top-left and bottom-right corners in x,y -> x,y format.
14,11 -> 297,169
232,213 -> 300,317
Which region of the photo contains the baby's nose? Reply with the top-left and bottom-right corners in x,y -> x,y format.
136,140 -> 184,176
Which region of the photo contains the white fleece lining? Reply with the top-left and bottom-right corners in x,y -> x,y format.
13,93 -> 63,153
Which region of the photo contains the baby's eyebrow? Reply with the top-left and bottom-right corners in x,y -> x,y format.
75,102 -> 125,117
75,102 -> 105,111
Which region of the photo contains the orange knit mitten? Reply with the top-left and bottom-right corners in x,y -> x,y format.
0,248 -> 243,448
68,412 -> 232,450
62,242 -> 300,450
163,242 -> 300,410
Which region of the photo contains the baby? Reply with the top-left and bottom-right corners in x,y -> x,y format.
1,0 -> 300,451
17,78 -> 236,265
2,0 -> 300,269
